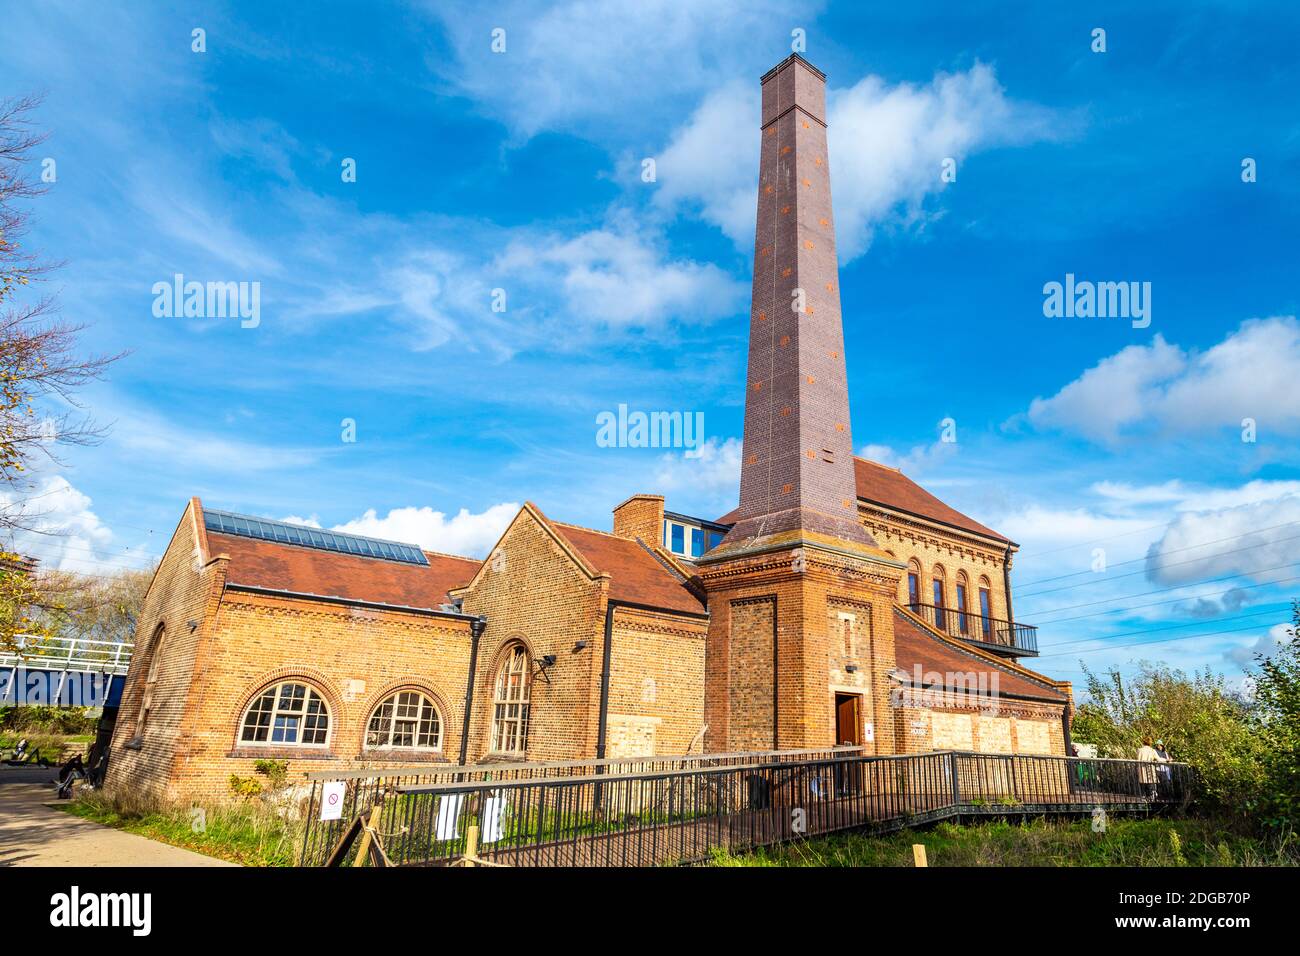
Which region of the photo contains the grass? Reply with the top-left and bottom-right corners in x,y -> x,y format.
708,817 -> 1300,867
62,789 -> 306,867
0,731 -> 92,764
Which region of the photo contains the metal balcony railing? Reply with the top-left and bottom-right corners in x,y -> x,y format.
905,602 -> 1039,656
0,634 -> 134,676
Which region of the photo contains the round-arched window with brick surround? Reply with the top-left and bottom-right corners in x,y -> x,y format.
490,644 -> 530,755
365,690 -> 442,751
239,681 -> 330,747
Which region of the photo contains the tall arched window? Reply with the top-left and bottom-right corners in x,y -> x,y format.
932,565 -> 948,630
365,690 -> 442,750
955,571 -> 970,636
490,644 -> 531,755
978,576 -> 994,640
240,681 -> 330,747
906,560 -> 922,609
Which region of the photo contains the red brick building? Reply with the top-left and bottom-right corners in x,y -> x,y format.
106,54 -> 1071,803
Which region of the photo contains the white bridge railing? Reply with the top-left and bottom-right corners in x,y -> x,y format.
0,635 -> 134,676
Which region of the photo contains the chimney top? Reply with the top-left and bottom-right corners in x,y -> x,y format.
760,53 -> 826,84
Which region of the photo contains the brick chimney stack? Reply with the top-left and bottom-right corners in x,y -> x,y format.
697,55 -> 901,756
716,53 -> 875,554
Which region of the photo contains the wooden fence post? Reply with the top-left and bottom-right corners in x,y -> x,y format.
353,804 -> 384,867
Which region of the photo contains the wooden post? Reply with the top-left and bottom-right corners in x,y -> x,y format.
912,843 -> 928,867
464,823 -> 480,862
352,804 -> 383,867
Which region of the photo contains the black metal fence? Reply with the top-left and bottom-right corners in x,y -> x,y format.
297,747 -> 859,866
300,749 -> 1192,867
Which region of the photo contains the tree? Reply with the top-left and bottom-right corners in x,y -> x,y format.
1250,601 -> 1300,830
1072,660 -> 1267,824
32,565 -> 154,647
0,93 -> 122,652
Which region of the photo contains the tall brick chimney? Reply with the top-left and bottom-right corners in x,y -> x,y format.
697,54 -> 901,756
715,53 -> 875,554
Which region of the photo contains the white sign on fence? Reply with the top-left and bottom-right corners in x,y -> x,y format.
481,793 -> 508,844
435,794 -> 464,841
320,781 -> 346,822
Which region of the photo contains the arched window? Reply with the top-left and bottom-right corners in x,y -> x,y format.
240,681 -> 330,747
490,645 -> 531,754
978,576 -> 994,640
932,565 -> 948,630
906,559 -> 922,609
955,571 -> 970,636
135,624 -> 166,737
365,690 -> 442,750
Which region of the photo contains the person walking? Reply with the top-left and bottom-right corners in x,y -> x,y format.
1136,736 -> 1161,801
1154,739 -> 1173,798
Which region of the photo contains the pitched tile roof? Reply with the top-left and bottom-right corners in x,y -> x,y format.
207,531 -> 480,611
853,458 -> 1009,543
550,523 -> 706,616
716,456 -> 1010,544
892,607 -> 1066,703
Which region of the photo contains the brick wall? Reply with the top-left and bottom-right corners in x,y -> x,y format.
700,542 -> 903,754
106,500 -> 226,801
611,494 -> 664,543
862,506 -> 1014,622
459,507 -> 608,763
167,591 -> 474,803
604,606 -> 706,757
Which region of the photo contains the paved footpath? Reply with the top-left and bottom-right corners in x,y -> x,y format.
0,767 -> 235,867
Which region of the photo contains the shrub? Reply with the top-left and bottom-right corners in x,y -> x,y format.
253,759 -> 289,792
229,775 -> 263,799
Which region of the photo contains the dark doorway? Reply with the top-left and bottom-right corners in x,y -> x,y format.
834,693 -> 861,745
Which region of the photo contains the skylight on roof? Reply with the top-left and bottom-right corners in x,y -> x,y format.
204,509 -> 429,565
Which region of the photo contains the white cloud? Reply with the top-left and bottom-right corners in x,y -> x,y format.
331,502 -> 519,558
112,408 -> 323,474
1146,493 -> 1300,587
857,439 -> 956,476
420,0 -> 814,140
1026,317 -> 1300,443
655,63 -> 1062,259
828,64 -> 1058,260
1095,479 -> 1300,513
495,222 -> 745,330
1227,620 -> 1295,668
996,505 -> 1154,559
654,437 -> 742,497
0,476 -> 145,574
1025,335 -> 1186,442
654,82 -> 759,245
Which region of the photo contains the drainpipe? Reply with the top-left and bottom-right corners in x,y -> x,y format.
1002,543 -> 1016,650
596,601 -> 618,761
458,614 -> 487,766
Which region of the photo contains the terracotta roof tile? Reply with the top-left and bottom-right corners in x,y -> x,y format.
893,607 -> 1066,702
716,456 -> 1010,544
550,523 -> 705,615
207,531 -> 479,610
853,458 -> 1009,543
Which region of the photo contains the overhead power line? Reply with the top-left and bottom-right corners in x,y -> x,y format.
1014,518 -> 1300,589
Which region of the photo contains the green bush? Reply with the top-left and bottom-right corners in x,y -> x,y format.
0,704 -> 98,735
1071,600 -> 1300,835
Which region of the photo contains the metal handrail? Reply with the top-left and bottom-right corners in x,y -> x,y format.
906,601 -> 1039,654
299,748 -> 1195,867
0,634 -> 134,676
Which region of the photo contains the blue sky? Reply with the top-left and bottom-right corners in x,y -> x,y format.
2,1 -> 1298,693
